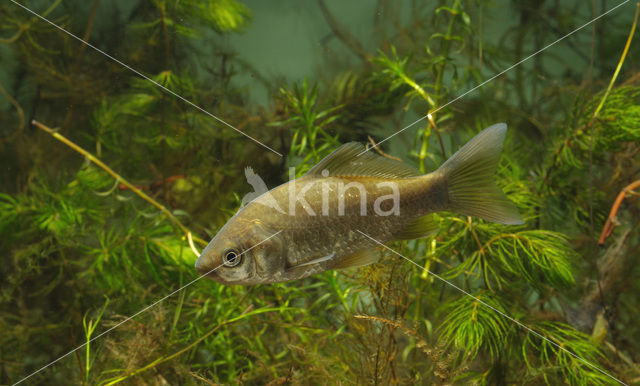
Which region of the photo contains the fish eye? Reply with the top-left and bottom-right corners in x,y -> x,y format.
222,249 -> 242,267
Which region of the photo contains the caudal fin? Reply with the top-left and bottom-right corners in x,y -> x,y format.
438,123 -> 524,225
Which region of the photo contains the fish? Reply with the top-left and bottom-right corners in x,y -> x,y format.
195,123 -> 523,285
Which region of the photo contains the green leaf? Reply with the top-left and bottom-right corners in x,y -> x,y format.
438,293 -> 511,359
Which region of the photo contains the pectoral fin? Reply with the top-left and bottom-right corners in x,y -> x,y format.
283,253 -> 336,278
331,248 -> 381,270
394,214 -> 439,240
292,253 -> 335,268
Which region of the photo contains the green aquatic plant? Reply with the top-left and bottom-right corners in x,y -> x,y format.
83,299 -> 110,384
438,293 -> 510,360
270,79 -> 342,176
1,0 -> 640,385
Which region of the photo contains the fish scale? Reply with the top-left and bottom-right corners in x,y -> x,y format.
264,178 -> 419,266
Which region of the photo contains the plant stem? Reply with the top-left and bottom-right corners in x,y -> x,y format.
428,113 -> 447,159
400,72 -> 436,107
591,2 -> 639,120
32,120 -> 208,247
0,78 -> 25,142
598,179 -> 640,245
317,0 -> 371,62
422,0 -> 460,163
591,2 -> 639,240
100,307 -> 291,385
75,0 -> 100,59
434,0 -> 460,99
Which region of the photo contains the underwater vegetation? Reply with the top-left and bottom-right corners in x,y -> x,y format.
0,0 -> 640,384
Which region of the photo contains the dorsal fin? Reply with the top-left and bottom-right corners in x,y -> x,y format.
304,142 -> 422,179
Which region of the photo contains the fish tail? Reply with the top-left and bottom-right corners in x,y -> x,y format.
438,123 -> 523,225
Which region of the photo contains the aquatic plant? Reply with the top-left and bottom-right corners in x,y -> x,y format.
1,0 -> 639,384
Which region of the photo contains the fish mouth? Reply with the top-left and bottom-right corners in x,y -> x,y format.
196,264 -> 224,282
195,257 -> 236,283
195,255 -> 218,276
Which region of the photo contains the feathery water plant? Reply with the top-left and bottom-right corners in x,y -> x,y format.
1,1 -> 639,384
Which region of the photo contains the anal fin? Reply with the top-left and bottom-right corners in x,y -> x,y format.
394,214 -> 438,240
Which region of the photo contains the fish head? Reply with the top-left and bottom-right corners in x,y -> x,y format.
195,217 -> 283,285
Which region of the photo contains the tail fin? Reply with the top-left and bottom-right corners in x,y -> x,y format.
438,123 -> 523,225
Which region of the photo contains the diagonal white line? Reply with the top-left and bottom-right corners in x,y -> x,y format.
9,0 -> 283,157
356,230 -> 627,386
12,230 -> 283,386
358,0 -> 631,156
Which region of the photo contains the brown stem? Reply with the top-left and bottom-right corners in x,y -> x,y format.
75,0 -> 100,59
69,327 -> 85,385
588,228 -> 632,304
598,179 -> 640,245
467,217 -> 483,251
585,3 -> 638,236
0,79 -> 25,143
367,135 -> 401,161
427,113 -> 447,159
116,174 -> 185,191
317,0 -> 371,62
